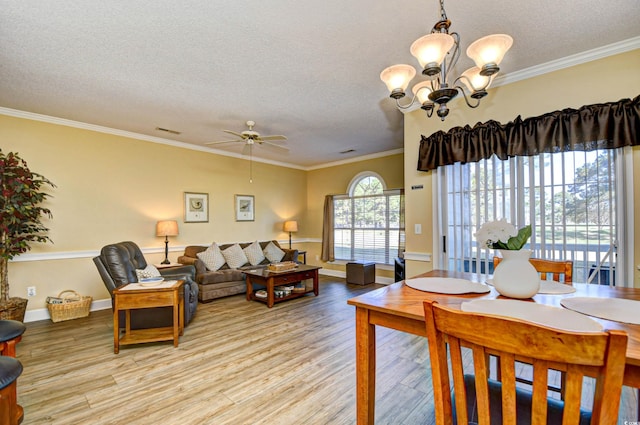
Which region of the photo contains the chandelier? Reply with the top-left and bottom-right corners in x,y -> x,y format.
380,0 -> 513,120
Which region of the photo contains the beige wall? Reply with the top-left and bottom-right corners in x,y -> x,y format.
403,49 -> 640,283
2,114 -> 404,316
304,154 -> 404,277
2,114 -> 308,313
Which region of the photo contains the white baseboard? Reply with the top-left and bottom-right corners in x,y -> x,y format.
25,272 -> 392,322
25,298 -> 112,323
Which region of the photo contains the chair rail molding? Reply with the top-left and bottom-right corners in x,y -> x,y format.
403,251 -> 432,263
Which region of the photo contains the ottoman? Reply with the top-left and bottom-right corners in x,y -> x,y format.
346,261 -> 376,285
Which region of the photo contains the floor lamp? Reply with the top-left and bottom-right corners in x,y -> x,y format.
156,220 -> 179,264
283,220 -> 298,249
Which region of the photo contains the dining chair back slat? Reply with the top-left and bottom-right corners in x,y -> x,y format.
493,257 -> 573,283
423,299 -> 627,425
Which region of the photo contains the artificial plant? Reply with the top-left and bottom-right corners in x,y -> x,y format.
0,149 -> 55,306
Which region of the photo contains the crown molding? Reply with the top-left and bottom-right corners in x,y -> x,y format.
305,148 -> 405,170
492,36 -> 640,87
0,106 -> 404,171
0,107 -> 307,170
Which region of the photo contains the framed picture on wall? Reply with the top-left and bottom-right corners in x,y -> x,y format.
235,194 -> 255,221
184,192 -> 209,223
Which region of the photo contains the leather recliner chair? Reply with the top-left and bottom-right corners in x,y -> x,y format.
93,241 -> 199,329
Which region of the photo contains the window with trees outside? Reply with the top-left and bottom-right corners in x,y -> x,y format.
437,148 -> 631,286
333,173 -> 403,265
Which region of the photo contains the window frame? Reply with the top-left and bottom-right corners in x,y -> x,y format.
433,148 -> 634,287
333,172 -> 403,266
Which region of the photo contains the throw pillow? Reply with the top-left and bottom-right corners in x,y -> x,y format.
263,241 -> 285,263
222,243 -> 249,269
197,243 -> 226,271
135,264 -> 161,280
243,241 -> 265,266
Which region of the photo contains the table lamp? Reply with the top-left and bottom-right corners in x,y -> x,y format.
156,220 -> 179,264
283,220 -> 298,249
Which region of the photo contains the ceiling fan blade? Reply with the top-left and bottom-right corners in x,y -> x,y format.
261,141 -> 290,151
259,135 -> 287,141
205,139 -> 243,145
223,130 -> 245,138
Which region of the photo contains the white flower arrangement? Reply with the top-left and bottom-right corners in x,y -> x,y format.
475,219 -> 532,250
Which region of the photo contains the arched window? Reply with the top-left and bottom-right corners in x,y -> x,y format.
333,172 -> 404,265
348,172 -> 386,197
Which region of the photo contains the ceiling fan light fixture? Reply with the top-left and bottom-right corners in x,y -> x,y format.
204,120 -> 289,182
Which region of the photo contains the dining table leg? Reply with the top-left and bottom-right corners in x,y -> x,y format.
355,306 -> 376,424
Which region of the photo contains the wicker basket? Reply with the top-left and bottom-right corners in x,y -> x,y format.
47,290 -> 92,323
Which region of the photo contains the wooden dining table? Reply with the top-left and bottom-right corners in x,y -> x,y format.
347,269 -> 640,424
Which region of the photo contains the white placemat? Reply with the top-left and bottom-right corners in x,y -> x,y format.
461,299 -> 603,333
485,279 -> 576,294
560,297 -> 640,325
405,277 -> 490,294
120,280 -> 179,290
538,280 -> 576,294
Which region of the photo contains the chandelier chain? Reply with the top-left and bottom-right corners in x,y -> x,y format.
438,0 -> 447,22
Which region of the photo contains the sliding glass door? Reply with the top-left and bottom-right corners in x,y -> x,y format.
436,148 -> 632,286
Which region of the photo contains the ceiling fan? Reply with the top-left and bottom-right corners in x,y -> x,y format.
205,120 -> 288,183
205,120 -> 288,151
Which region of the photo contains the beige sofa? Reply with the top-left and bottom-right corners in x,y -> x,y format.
177,241 -> 298,302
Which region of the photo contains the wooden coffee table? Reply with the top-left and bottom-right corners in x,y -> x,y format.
244,264 -> 321,308
112,280 -> 184,353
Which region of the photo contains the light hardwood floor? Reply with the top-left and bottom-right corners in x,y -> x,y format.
16,277 -> 639,424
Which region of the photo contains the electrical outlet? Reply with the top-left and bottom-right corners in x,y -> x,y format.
27,286 -> 36,297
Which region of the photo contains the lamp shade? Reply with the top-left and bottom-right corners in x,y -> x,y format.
410,33 -> 455,69
156,220 -> 179,237
460,66 -> 491,92
380,64 -> 416,93
411,81 -> 434,105
283,220 -> 298,233
466,34 -> 513,70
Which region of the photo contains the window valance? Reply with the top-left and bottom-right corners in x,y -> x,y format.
417,95 -> 640,171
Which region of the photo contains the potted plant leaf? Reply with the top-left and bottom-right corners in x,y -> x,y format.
0,150 -> 55,321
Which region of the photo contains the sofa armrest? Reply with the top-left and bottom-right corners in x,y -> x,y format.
178,255 -> 208,277
282,249 -> 299,263
177,255 -> 196,266
159,264 -> 196,281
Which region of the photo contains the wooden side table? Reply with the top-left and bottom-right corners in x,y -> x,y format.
112,280 -> 184,354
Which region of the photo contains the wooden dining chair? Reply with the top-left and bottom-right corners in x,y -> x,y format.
423,299 -> 627,425
493,257 -> 573,283
493,256 -> 574,397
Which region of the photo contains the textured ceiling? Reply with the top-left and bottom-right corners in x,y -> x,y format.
1,1 -> 639,168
